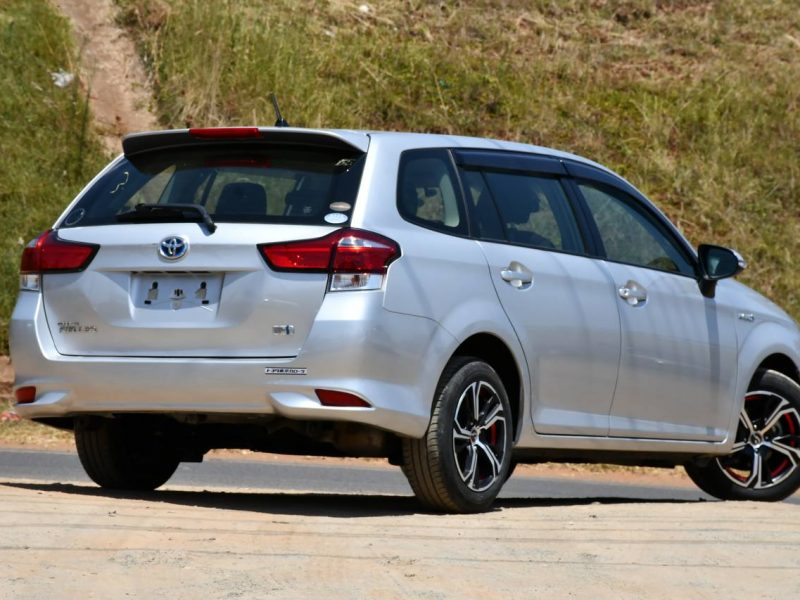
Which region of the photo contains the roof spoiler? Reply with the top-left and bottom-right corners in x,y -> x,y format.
122,127 -> 369,156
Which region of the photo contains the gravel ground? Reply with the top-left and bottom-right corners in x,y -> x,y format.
0,480 -> 797,600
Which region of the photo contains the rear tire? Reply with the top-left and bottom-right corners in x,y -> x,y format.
402,357 -> 512,513
685,369 -> 800,501
75,417 -> 180,491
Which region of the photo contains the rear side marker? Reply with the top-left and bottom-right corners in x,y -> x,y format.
315,389 -> 372,408
14,386 -> 36,404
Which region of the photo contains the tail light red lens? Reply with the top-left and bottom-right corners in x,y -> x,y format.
333,233 -> 399,273
259,228 -> 400,274
20,230 -> 99,274
260,235 -> 336,272
315,389 -> 371,408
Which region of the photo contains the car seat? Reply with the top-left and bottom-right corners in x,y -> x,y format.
215,182 -> 267,217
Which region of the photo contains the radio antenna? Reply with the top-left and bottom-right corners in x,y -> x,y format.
271,93 -> 289,127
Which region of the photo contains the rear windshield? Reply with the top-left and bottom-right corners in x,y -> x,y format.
60,144 -> 366,228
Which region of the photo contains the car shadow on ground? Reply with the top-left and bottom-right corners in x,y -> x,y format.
2,481 -> 708,518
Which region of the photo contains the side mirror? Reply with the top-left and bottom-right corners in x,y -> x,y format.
697,244 -> 746,298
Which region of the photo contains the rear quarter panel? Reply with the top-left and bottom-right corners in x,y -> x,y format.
352,135 -> 531,437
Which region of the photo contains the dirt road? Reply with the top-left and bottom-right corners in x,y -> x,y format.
53,0 -> 158,154
1,478 -> 797,599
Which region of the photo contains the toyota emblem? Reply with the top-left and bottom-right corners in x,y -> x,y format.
159,236 -> 189,260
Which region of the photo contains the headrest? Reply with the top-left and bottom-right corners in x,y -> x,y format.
215,182 -> 267,216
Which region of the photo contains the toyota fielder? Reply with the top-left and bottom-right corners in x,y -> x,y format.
10,126 -> 800,512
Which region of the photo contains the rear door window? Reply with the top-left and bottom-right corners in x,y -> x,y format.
60,145 -> 365,228
484,171 -> 583,252
478,171 -> 584,253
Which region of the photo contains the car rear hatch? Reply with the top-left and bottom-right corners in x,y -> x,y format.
39,127 -> 369,358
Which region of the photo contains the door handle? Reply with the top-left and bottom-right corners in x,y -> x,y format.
618,280 -> 647,306
500,262 -> 533,289
501,269 -> 532,284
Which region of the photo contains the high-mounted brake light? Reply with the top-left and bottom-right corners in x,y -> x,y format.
258,228 -> 400,291
19,230 -> 99,291
189,127 -> 262,140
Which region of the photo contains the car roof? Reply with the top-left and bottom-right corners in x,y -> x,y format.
361,130 -> 606,166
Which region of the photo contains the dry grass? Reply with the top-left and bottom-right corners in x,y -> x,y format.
0,402 -> 73,449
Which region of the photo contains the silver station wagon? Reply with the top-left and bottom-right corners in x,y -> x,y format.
10,127 -> 800,512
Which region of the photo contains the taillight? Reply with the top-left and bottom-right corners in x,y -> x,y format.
258,228 -> 400,291
189,127 -> 262,139
20,230 -> 99,291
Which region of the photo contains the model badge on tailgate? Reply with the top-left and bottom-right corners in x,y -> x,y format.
264,367 -> 307,375
58,322 -> 98,334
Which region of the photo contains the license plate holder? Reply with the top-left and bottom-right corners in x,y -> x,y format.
132,272 -> 224,311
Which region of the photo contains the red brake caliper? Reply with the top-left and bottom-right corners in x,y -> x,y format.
771,410 -> 796,478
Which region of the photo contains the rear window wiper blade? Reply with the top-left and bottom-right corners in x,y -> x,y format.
116,203 -> 217,234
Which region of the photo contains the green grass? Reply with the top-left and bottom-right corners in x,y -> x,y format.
117,0 -> 800,316
0,0 -> 107,351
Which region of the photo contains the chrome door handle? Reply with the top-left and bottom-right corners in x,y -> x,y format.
500,269 -> 532,284
618,280 -> 647,306
499,262 -> 533,289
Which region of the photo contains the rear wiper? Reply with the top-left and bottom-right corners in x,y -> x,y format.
116,203 -> 217,234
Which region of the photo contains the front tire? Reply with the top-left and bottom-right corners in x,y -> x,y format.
685,369 -> 800,501
75,417 -> 180,491
402,357 -> 512,513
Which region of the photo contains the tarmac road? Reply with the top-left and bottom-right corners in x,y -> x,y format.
2,448 -> 799,599
0,447 -> 721,501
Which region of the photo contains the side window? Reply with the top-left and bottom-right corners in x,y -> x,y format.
579,182 -> 695,276
481,171 -> 584,253
397,149 -> 466,235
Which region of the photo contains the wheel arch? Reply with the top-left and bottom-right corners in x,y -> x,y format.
450,333 -> 524,442
730,322 -> 800,450
753,353 -> 800,386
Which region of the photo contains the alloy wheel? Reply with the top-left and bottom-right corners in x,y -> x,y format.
717,391 -> 800,489
452,380 -> 508,492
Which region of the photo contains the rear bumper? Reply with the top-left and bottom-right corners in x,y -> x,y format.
10,290 -> 455,438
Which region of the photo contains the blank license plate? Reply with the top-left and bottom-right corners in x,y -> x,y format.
132,273 -> 224,310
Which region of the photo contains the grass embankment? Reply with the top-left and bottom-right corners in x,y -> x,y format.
0,0 -> 107,352
0,0 -> 104,445
119,0 -> 800,313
